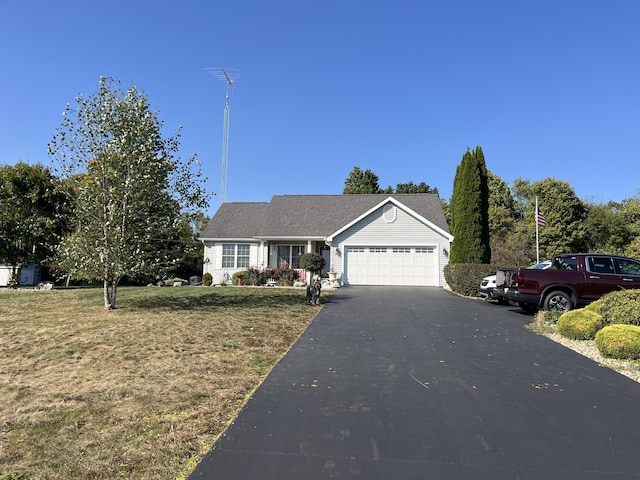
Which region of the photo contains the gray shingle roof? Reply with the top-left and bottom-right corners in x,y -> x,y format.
199,194 -> 449,239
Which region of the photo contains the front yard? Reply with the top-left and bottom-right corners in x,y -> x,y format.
0,286 -> 326,479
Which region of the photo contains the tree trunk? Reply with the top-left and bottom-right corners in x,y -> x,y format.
103,279 -> 118,310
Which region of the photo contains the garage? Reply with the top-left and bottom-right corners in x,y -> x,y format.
344,246 -> 438,286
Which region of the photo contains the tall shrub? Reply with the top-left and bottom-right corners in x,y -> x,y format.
449,146 -> 490,264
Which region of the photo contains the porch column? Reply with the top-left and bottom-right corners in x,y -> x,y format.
307,240 -> 312,284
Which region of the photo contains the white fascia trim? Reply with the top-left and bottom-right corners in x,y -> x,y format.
254,236 -> 326,241
326,196 -> 454,242
198,237 -> 259,242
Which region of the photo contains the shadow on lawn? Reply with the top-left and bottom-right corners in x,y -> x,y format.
124,287 -> 311,312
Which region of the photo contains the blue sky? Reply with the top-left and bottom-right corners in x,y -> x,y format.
1,0 -> 638,215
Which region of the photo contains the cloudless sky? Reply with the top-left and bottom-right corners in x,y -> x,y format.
1,0 -> 638,215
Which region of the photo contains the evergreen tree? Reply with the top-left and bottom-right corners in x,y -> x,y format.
449,146 -> 490,263
343,166 -> 382,194
394,181 -> 438,194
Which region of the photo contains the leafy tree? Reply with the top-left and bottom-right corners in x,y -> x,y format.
171,211 -> 209,278
490,230 -> 533,266
530,178 -> 588,258
0,162 -> 69,276
300,252 -> 325,277
508,177 -> 588,261
343,166 -> 382,194
620,195 -> 640,258
449,146 -> 491,263
487,170 -> 517,255
511,177 -> 532,221
394,181 -> 439,195
343,167 -> 441,196
583,201 -> 631,254
488,171 -> 514,214
48,77 -> 208,309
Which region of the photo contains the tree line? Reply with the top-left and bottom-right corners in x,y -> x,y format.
342,147 -> 640,266
3,77 -> 639,308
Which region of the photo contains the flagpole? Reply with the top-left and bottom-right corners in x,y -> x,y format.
535,196 -> 540,264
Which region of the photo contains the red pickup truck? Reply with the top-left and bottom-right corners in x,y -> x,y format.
504,253 -> 640,312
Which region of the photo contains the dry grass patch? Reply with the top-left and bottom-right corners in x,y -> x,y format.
0,286 -> 327,479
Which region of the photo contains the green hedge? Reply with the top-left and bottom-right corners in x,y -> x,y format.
595,324 -> 640,359
557,309 -> 604,340
444,263 -> 499,297
586,289 -> 640,326
239,266 -> 299,286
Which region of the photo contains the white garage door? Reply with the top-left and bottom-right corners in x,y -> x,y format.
345,246 -> 438,286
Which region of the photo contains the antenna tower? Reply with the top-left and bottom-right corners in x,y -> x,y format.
206,67 -> 239,204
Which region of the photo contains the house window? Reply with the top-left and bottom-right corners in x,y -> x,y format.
277,245 -> 305,268
415,247 -> 434,253
392,247 -> 411,253
347,247 -> 365,253
370,247 -> 387,253
222,243 -> 250,268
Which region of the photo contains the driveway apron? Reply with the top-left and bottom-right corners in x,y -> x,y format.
189,286 -> 640,479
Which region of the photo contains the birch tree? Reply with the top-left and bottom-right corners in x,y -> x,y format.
48,77 -> 208,309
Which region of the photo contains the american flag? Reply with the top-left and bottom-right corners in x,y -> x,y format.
536,208 -> 546,227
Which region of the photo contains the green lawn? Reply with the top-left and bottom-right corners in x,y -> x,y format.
0,286 -> 326,479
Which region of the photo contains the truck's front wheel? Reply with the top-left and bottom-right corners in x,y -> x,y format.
543,291 -> 572,312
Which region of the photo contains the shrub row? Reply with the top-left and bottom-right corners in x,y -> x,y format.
233,266 -> 299,286
444,263 -> 498,297
586,290 -> 640,326
555,289 -> 640,359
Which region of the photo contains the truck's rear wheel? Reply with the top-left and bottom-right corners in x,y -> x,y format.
543,291 -> 572,312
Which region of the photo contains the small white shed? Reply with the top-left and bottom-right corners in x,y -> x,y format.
0,264 -> 42,287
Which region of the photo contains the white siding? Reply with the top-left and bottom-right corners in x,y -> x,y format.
202,241 -> 261,284
331,205 -> 450,287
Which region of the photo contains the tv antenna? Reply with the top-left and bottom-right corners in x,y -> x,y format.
205,67 -> 239,204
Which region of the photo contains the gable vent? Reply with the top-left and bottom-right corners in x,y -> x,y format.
383,204 -> 397,223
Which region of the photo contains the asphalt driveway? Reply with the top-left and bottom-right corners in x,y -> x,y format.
189,286 -> 640,479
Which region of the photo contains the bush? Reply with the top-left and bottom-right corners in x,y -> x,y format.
202,272 -> 212,286
557,309 -> 604,340
444,263 -> 498,297
244,267 -> 266,286
264,266 -> 299,286
232,271 -> 247,285
276,266 -> 298,286
300,253 -> 325,276
586,289 -> 640,326
595,324 -> 640,359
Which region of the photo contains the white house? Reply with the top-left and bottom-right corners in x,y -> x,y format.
198,194 -> 453,287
